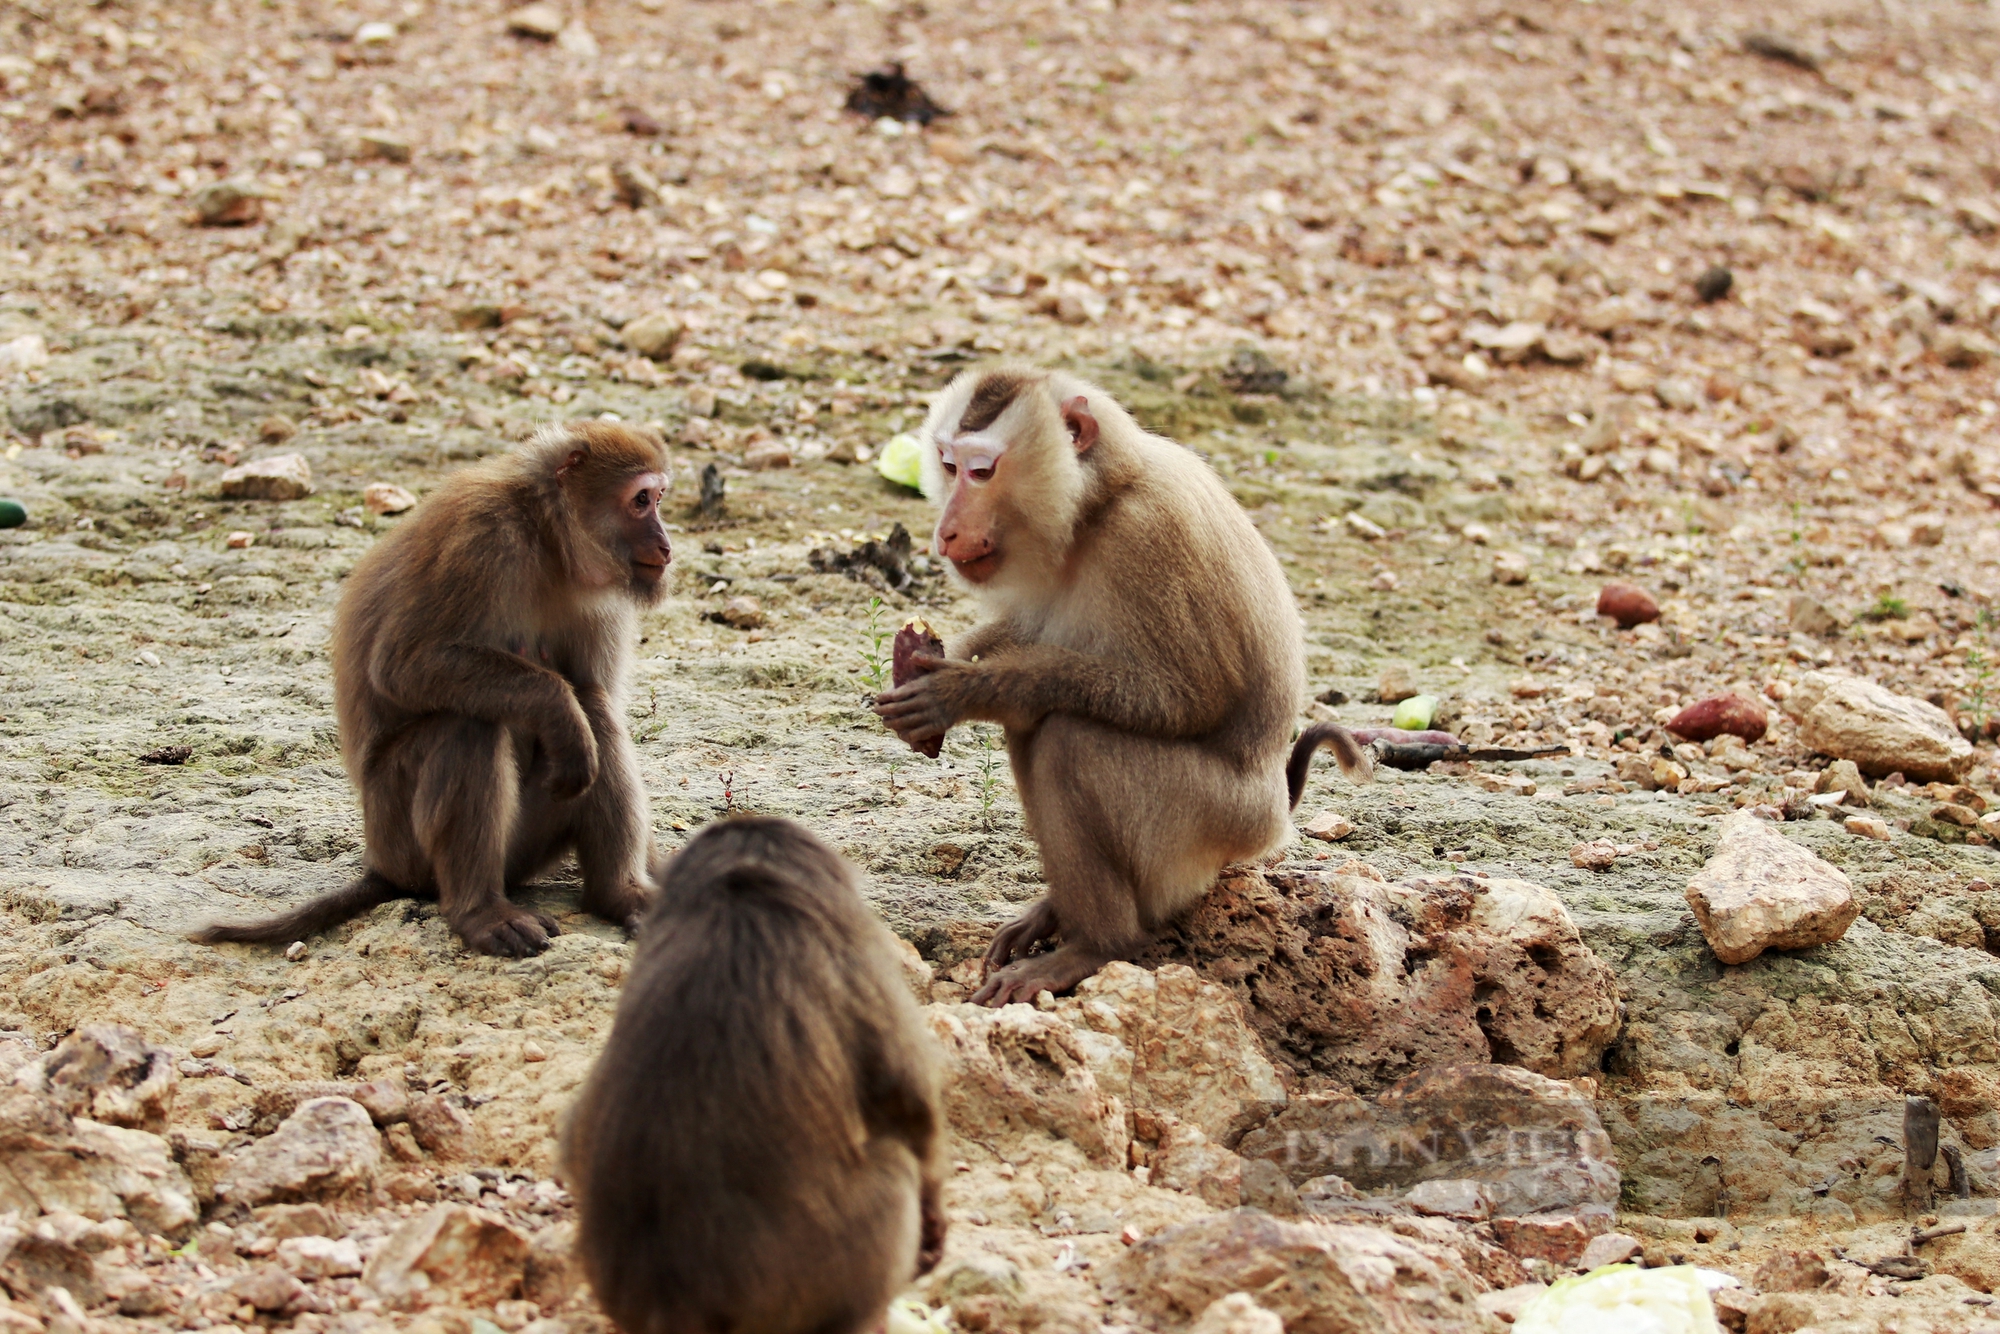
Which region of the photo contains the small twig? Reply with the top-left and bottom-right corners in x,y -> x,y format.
1913,1221 -> 1968,1247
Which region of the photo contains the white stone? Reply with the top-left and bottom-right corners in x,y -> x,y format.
1785,669 -> 1973,782
620,312 -> 683,360
216,1097 -> 381,1206
1404,1177 -> 1492,1219
1188,1293 -> 1284,1334
0,334 -> 50,377
278,1235 -> 363,1279
1576,1232 -> 1643,1270
363,483 -> 416,515
1685,812 -> 1859,965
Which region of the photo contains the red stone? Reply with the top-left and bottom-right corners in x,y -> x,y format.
1596,582 -> 1661,629
1668,693 -> 1769,744
1489,1210 -> 1613,1266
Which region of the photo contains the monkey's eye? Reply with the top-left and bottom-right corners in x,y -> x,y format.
632,490 -> 651,510
940,462 -> 958,478
968,465 -> 994,482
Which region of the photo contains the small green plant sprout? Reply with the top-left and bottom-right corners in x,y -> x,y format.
1966,609 -> 1996,732
974,724 -> 1005,827
860,595 -> 890,693
1862,593 -> 1910,622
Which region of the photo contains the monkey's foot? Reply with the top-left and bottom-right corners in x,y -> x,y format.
971,947 -> 1106,1007
456,905 -> 560,957
582,878 -> 654,933
982,899 -> 1059,971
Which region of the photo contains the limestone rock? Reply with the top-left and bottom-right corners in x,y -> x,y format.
364,1204 -> 530,1309
1785,669 -> 1974,781
1188,1293 -> 1284,1334
403,1095 -> 474,1160
1106,1209 -> 1494,1334
230,1266 -> 306,1313
1141,868 -> 1621,1087
924,1004 -> 1130,1166
1237,1064 -> 1620,1218
1685,812 -> 1859,965
218,453 -> 315,502
0,1087 -> 198,1236
505,2 -> 563,38
1050,962 -> 1287,1143
0,1224 -> 100,1304
277,1234 -> 363,1279
13,1025 -> 176,1132
216,1097 -> 381,1207
1488,1211 -> 1610,1266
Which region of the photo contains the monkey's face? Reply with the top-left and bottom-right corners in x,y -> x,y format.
934,431 -> 1008,584
613,470 -> 673,599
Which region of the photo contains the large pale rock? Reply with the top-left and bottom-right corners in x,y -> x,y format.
620,311 -> 684,359
13,1025 -> 176,1132
1785,669 -> 1974,781
219,453 -> 315,502
1237,1065 -> 1619,1218
1051,963 -> 1287,1143
924,1004 -> 1129,1166
216,1097 -> 381,1206
1141,868 -> 1621,1088
1685,812 -> 1859,965
1106,1209 -> 1496,1334
0,1087 -> 197,1236
364,1205 -> 530,1309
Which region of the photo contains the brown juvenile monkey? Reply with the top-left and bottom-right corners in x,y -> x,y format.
561,817 -> 944,1334
194,422 -> 673,957
874,368 -> 1370,1006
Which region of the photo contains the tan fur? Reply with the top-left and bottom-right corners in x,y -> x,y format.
880,368 -> 1367,1004
194,423 -> 673,957
561,818 -> 944,1334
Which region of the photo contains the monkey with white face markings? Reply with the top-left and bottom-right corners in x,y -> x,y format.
873,366 -> 1369,1006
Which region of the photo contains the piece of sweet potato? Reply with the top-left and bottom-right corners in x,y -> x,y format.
893,621 -> 947,757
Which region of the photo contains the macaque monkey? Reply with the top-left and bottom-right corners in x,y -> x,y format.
874,368 -> 1370,1005
195,423 -> 673,957
561,817 -> 945,1334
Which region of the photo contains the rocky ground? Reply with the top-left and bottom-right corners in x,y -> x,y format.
10,0 -> 2000,1328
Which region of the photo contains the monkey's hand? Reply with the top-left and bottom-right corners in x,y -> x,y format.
872,655 -> 974,750
542,708 -> 601,800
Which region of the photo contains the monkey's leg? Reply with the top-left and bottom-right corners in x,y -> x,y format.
569,688 -> 654,932
412,718 -> 560,957
973,720 -> 1144,1007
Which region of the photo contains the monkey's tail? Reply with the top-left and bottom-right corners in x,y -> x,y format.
1286,722 -> 1374,808
190,871 -> 408,946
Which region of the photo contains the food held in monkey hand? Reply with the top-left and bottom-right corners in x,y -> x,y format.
893,621 -> 947,757
876,433 -> 925,491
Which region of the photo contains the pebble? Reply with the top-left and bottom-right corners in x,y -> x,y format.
612,160 -> 662,208
1491,551 -> 1530,585
621,312 -> 684,360
1788,595 -> 1847,637
1301,812 -> 1353,842
257,414 -> 298,444
0,498 -> 26,528
1666,694 -> 1768,744
1814,759 -> 1869,807
364,482 -> 417,515
506,2 -> 563,38
1376,663 -> 1419,704
522,1041 -> 548,1063
743,434 -> 793,470
226,531 -> 256,549
285,941 -> 307,961
359,133 -> 413,164
219,453 -> 315,501
1343,511 -> 1387,540
191,179 -> 267,227
1571,840 -> 1618,871
720,596 -> 766,629
1472,773 -> 1536,796
1693,266 -> 1733,303
1596,581 -> 1660,629
1509,677 -> 1544,699
1368,570 -> 1398,592
0,332 -> 50,377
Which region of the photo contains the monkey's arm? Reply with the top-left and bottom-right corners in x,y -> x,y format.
951,620 -> 1023,663
856,1024 -> 945,1273
370,642 -> 598,797
876,644 -> 1224,742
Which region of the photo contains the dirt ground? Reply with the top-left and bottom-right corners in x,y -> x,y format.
11,0 -> 2000,1328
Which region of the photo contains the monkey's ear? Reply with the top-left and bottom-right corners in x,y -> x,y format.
1061,397 -> 1099,454
554,448 -> 588,481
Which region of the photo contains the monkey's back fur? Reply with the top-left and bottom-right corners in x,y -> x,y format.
561,818 -> 941,1334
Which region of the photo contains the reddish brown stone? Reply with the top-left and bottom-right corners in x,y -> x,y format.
1596,582 -> 1661,629
1668,694 -> 1769,743
1488,1211 -> 1613,1266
